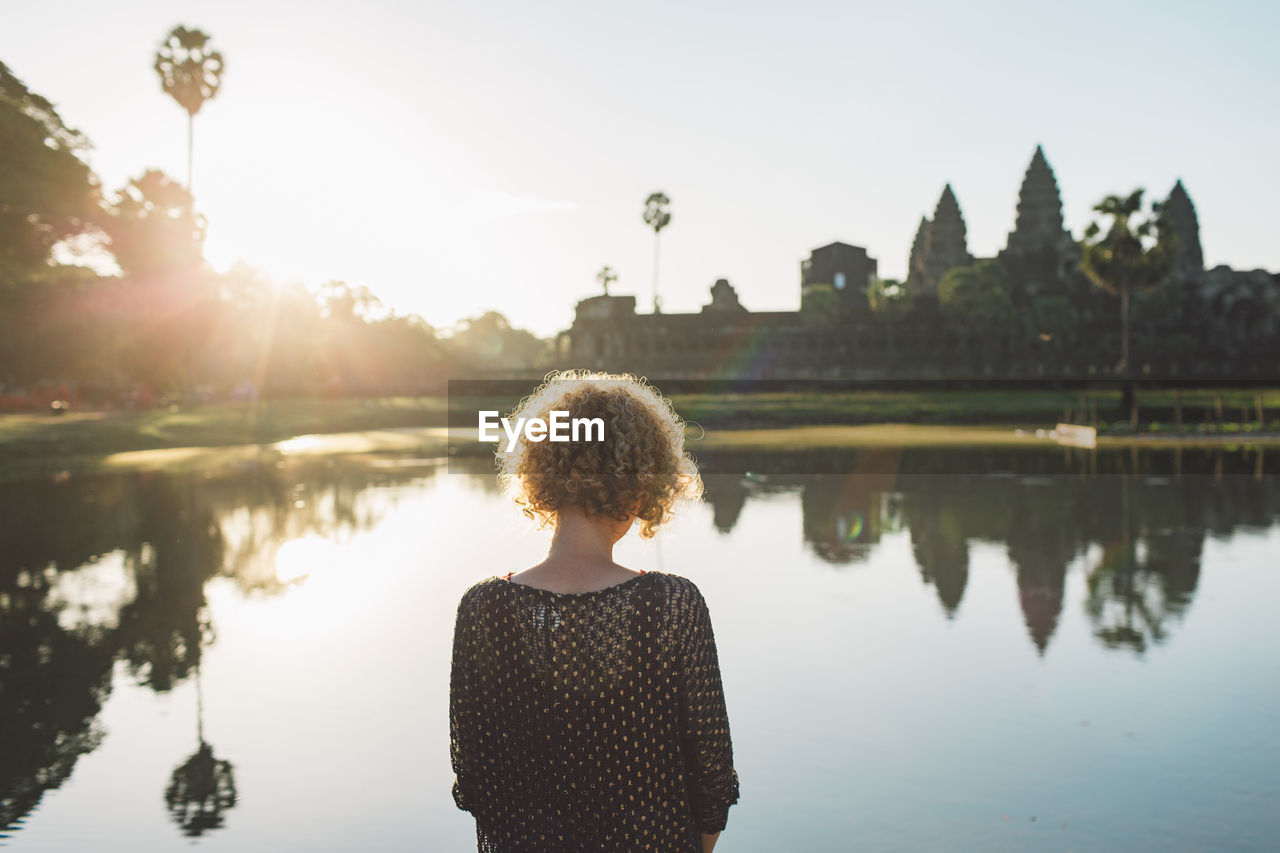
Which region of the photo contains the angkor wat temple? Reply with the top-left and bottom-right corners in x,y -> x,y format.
560,146 -> 1280,382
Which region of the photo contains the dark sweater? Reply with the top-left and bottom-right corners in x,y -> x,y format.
449,570 -> 740,852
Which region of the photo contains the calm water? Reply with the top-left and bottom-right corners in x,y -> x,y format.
2,446 -> 1278,851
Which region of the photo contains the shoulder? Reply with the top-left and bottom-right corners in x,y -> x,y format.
644,571 -> 711,614
455,576 -> 505,615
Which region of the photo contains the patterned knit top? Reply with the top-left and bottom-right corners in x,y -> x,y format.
449,569 -> 740,852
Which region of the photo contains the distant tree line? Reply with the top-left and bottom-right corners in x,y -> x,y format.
0,60 -> 550,405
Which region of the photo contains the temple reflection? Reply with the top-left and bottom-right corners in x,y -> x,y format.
698,446 -> 1276,655
905,484 -> 970,618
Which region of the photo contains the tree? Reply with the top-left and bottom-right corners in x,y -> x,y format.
154,26 -> 225,194
446,311 -> 549,369
868,278 -> 914,364
1026,294 -> 1078,357
867,277 -> 913,320
800,283 -> 840,322
596,265 -> 617,296
642,192 -> 671,313
102,170 -> 205,279
938,260 -> 1017,370
0,61 -> 98,280
319,280 -> 382,323
1079,189 -> 1169,412
798,283 -> 840,370
98,171 -> 212,393
0,63 -> 105,388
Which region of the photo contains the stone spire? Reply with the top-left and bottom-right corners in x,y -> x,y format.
1160,179 -> 1204,280
920,184 -> 973,290
998,145 -> 1079,295
907,216 -> 930,291
703,277 -> 746,313
1005,145 -> 1069,254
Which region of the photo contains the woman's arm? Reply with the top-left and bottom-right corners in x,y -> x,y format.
448,591 -> 478,813
677,586 -> 740,839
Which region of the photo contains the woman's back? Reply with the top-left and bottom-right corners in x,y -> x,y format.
449,570 -> 739,852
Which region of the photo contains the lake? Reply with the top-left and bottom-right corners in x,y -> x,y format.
2,444 -> 1278,851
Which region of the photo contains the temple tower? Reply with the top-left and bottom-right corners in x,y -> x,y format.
906,216 -> 930,291
999,145 -> 1078,296
1005,145 -> 1069,254
907,185 -> 973,292
1160,179 -> 1204,280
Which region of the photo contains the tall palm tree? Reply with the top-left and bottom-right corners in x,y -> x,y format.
596,265 -> 617,296
642,192 -> 671,313
1079,189 -> 1168,417
154,26 -> 225,195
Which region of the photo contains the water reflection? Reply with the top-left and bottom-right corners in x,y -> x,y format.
699,446 -> 1276,654
165,740 -> 237,837
0,457 -> 438,838
164,635 -> 238,838
0,446 -> 1276,842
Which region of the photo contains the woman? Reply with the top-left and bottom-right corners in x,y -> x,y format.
449,371 -> 740,852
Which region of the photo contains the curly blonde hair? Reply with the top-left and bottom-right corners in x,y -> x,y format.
495,370 -> 703,538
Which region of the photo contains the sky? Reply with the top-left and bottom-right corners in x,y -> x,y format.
5,0 -> 1278,337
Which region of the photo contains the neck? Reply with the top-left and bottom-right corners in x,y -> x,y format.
546,508 -> 622,570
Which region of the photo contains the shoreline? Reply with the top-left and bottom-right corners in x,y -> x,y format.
4,420 -> 1279,481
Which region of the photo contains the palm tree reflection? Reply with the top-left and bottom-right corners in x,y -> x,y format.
164,612 -> 237,837
165,741 -> 237,836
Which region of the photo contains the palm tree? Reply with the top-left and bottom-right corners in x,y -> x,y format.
154,26 -> 225,195
596,265 -> 617,296
642,192 -> 671,313
1079,189 -> 1168,417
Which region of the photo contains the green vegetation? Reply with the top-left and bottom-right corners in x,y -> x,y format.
0,397 -> 448,475
690,424 -> 1045,450
800,283 -> 840,321
1080,188 -> 1170,412
670,387 -> 1280,430
7,388 -> 1278,478
0,57 -> 550,404
867,277 -> 912,319
937,261 -> 1018,369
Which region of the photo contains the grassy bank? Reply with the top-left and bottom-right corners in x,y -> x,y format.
0,397 -> 447,475
669,387 -> 1280,431
4,389 -> 1279,477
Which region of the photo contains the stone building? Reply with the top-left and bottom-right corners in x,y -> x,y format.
565,278 -> 841,379
801,242 -> 878,314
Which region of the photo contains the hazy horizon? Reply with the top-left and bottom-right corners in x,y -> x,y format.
5,0 -> 1278,337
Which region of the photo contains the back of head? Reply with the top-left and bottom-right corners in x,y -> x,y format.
496,370 -> 702,538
